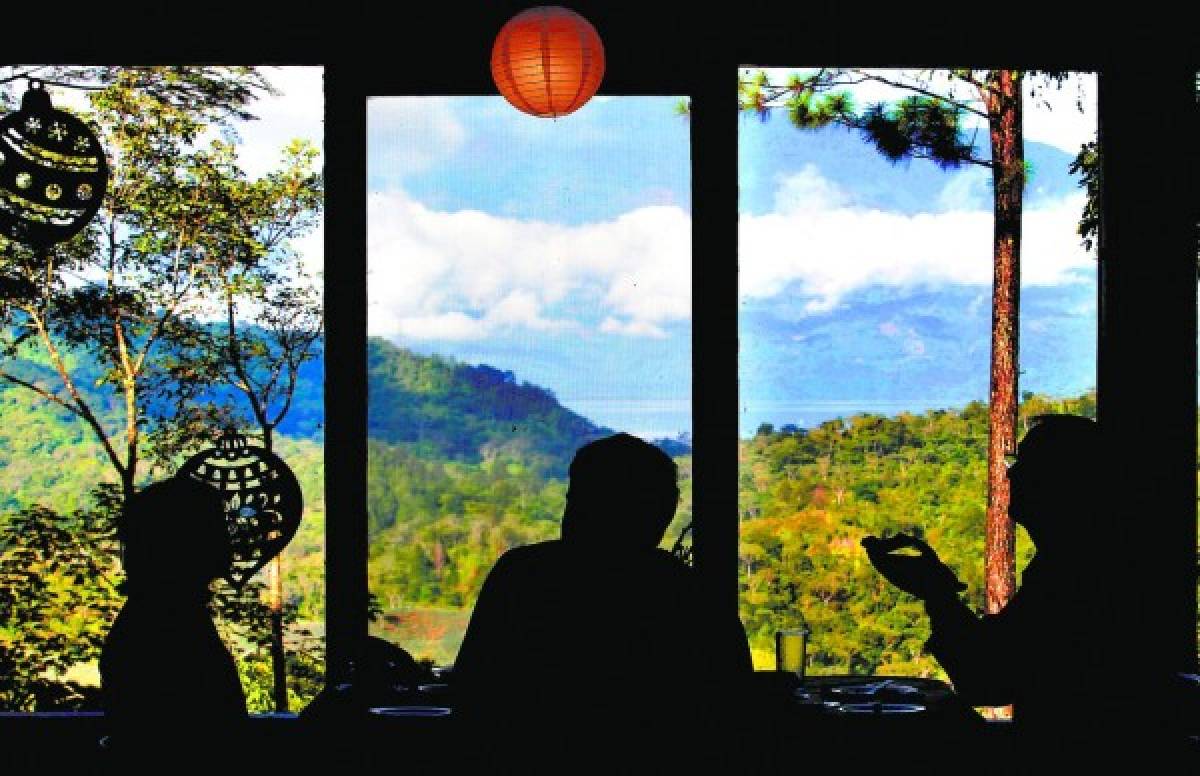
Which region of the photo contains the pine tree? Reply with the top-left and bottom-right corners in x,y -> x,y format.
736,68 -> 1083,615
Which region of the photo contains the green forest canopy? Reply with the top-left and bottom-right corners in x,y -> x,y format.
4,338 -> 1195,708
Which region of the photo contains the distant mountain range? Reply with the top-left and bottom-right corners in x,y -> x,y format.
0,334 -> 691,480
368,337 -> 690,475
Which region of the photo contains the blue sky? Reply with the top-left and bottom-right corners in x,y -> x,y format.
739,70 -> 1097,435
366,73 -> 1099,439
368,97 -> 693,438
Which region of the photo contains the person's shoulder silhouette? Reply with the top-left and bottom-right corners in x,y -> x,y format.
100,475 -> 246,760
454,433 -> 750,772
867,414 -> 1135,762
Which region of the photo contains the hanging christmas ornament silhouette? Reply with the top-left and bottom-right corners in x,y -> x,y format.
178,428 -> 303,589
0,80 -> 108,247
491,6 -> 605,118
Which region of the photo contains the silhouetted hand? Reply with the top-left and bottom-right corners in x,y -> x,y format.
861,533 -> 966,602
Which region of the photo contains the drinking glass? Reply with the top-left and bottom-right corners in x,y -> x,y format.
775,628 -> 809,678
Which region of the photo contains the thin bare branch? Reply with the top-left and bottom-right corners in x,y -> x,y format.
0,372 -> 76,413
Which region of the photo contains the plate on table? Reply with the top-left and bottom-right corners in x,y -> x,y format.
829,679 -> 922,698
834,702 -> 926,714
368,706 -> 452,717
417,683 -> 451,694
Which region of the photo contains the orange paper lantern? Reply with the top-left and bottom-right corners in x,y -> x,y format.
491,6 -> 605,118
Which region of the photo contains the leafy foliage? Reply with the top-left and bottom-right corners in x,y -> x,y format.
5,334 -> 1197,704
0,67 -> 287,501
739,69 -> 983,170
209,577 -> 325,711
1069,140 -> 1102,253
738,392 -> 1097,674
0,66 -> 325,712
0,486 -> 122,710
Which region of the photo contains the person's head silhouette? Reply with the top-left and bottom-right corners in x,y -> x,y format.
118,476 -> 231,596
1007,414 -> 1102,547
560,433 -> 679,551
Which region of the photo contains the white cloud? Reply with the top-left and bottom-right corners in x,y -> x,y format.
368,191 -> 690,341
291,223 -> 324,278
488,290 -> 574,332
740,165 -> 1094,312
389,312 -> 488,341
600,317 -> 667,339
237,67 -> 324,179
1023,74 -> 1097,154
774,164 -> 851,213
936,166 -> 991,212
368,97 -> 466,178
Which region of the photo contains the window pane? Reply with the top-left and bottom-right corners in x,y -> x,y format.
367,96 -> 692,665
737,68 -> 1097,675
0,66 -> 325,712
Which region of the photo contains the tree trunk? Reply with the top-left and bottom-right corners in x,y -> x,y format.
269,556 -> 288,713
262,426 -> 289,713
983,70 -> 1023,615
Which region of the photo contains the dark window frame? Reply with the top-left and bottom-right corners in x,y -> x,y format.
3,4 -> 1194,710
330,46 -> 1197,684
328,62 -> 1200,686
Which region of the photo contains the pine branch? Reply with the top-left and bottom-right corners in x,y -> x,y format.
844,70 -> 989,120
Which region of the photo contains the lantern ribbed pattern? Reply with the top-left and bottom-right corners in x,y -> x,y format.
491,6 -> 605,118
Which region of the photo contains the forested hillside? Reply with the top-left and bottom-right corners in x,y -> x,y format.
367,337 -> 615,476
5,336 -> 1192,707
364,382 -> 1102,672
737,391 -> 1096,673
0,340 -> 688,706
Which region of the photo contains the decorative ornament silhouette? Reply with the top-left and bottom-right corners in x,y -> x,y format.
178,428 -> 303,588
0,81 -> 108,247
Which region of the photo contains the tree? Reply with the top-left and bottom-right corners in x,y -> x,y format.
0,485 -> 122,710
0,67 -> 274,504
202,137 -> 323,712
738,68 -> 1079,614
0,66 -> 325,711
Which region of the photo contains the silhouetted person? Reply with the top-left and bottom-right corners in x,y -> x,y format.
453,433 -> 752,773
100,476 -> 246,765
862,415 -> 1132,762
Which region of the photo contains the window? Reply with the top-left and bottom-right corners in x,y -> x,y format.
737,68 -> 1098,674
366,96 -> 692,664
0,66 -> 325,712
1,15 -> 1194,733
